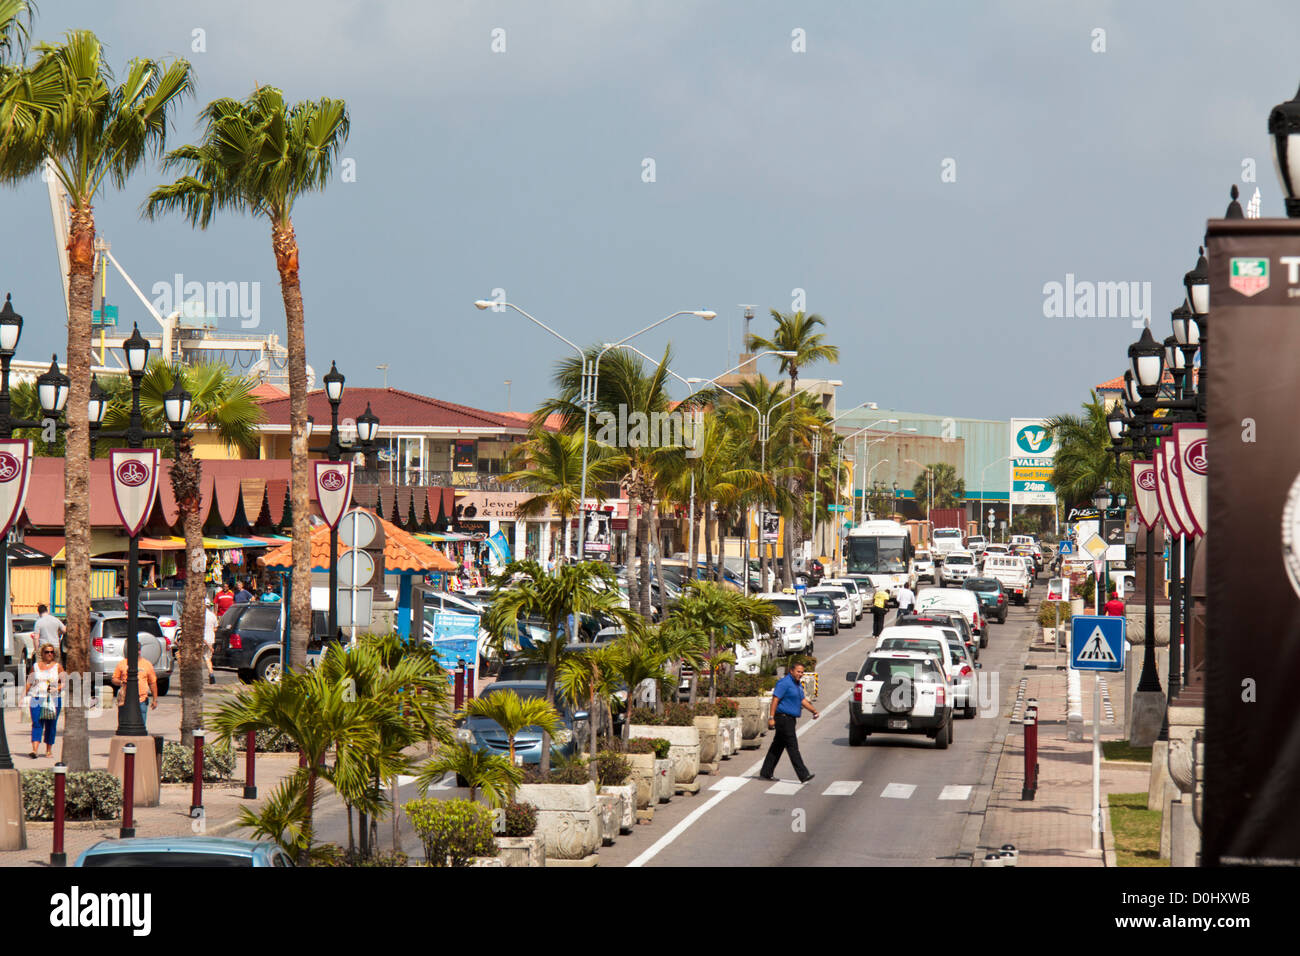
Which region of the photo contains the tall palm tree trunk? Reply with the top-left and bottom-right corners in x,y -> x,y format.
174,439 -> 206,746
651,503 -> 667,610
61,203 -> 94,770
703,501 -> 714,583
782,492 -> 796,589
626,503 -> 641,617
637,492 -> 654,619
273,217 -> 310,673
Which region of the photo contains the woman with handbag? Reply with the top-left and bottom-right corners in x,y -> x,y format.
25,644 -> 65,758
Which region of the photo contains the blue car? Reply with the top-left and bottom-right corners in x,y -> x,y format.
801,592 -> 840,635
456,680 -> 589,765
75,837 -> 294,867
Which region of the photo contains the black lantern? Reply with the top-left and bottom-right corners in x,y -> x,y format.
87,375 -> 108,426
324,360 -> 345,404
36,356 -> 69,415
1170,303 -> 1197,347
123,323 -> 150,374
1164,335 -> 1185,373
1129,327 -> 1164,393
1183,247 -> 1209,320
0,295 -> 21,356
1269,83 -> 1300,217
1092,486 -> 1112,511
1107,405 -> 1127,442
163,380 -> 192,430
356,403 -> 379,444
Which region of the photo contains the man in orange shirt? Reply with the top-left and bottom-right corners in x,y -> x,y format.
112,656 -> 158,732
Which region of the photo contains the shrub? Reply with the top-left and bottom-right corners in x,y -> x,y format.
626,737 -> 671,760
522,753 -> 590,785
785,654 -> 818,670
503,801 -> 537,837
760,674 -> 779,692
21,770 -> 121,822
160,740 -> 235,783
234,728 -> 300,753
627,706 -> 660,726
692,701 -> 719,718
660,703 -> 695,726
404,798 -> 497,867
716,672 -> 762,697
313,844 -> 410,867
594,750 -> 632,787
716,698 -> 739,719
1037,601 -> 1072,628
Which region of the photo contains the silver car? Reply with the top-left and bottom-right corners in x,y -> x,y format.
85,612 -> 173,697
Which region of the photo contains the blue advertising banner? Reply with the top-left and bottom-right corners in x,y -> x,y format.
429,611 -> 480,678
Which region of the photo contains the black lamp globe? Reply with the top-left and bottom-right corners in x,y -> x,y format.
1092,486 -> 1112,511
1115,492 -> 1128,509
1123,370 -> 1141,407
324,361 -> 345,405
1107,405 -> 1126,442
305,415 -> 314,442
36,356 -> 69,415
1170,303 -> 1198,347
87,376 -> 108,426
1164,335 -> 1186,372
0,295 -> 22,356
1129,327 -> 1164,392
1268,83 -> 1300,217
163,380 -> 192,430
123,323 -> 150,374
356,403 -> 379,444
1184,247 -> 1209,320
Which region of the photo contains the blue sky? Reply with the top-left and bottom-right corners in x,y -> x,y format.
3,1 -> 1295,420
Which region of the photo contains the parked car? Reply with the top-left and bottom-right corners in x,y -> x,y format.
801,592 -> 840,635
807,585 -> 854,628
759,592 -> 814,654
846,647 -> 955,748
963,577 -> 1008,624
454,680 -> 588,765
90,598 -> 128,614
210,601 -> 339,683
78,611 -> 173,696
75,837 -> 294,867
733,621 -> 775,674
7,613 -> 40,666
821,577 -> 864,620
139,599 -> 182,654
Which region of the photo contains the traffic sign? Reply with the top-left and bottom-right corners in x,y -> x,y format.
1058,541 -> 1074,555
1081,533 -> 1108,560
1070,615 -> 1125,671
827,504 -> 848,513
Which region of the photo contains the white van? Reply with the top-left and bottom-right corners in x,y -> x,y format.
914,587 -> 986,646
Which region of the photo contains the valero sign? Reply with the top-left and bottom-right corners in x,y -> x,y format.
1009,418 -> 1056,506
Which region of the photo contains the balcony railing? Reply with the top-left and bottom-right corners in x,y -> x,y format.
353,469 -> 531,492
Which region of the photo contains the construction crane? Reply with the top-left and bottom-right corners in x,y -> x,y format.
45,159 -> 311,388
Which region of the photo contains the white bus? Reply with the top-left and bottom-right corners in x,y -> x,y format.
844,520 -> 916,601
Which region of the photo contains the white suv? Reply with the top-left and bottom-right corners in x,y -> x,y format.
760,593 -> 814,654
846,648 -> 955,748
941,550 -> 977,585
822,577 -> 864,620
911,550 -> 936,586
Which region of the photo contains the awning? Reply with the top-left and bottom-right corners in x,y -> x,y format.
138,537 -> 186,551
208,535 -> 271,548
7,543 -> 52,566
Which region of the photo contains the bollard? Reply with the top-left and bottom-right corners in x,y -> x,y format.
51,763 -> 67,867
243,729 -> 257,799
1000,844 -> 1019,867
1021,707 -> 1038,800
982,852 -> 1004,867
466,664 -> 476,701
191,729 -> 206,817
121,744 -> 136,839
453,667 -> 465,710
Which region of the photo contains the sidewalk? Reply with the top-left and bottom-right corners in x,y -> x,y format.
0,676 -> 298,867
976,630 -> 1151,866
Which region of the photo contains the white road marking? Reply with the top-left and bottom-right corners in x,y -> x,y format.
708,776 -> 748,793
881,782 -> 916,799
939,785 -> 972,801
823,780 -> 861,796
765,780 -> 804,795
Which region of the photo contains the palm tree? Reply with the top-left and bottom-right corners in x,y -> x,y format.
482,560 -> 635,772
146,86 -> 350,675
1046,393 -> 1131,508
747,309 -> 839,586
662,581 -> 776,702
100,361 -> 261,746
462,690 -> 563,771
416,743 -> 521,808
603,634 -> 675,737
501,429 -> 625,562
913,462 -> 965,512
0,0 -> 34,66
0,32 -> 194,770
556,643 -> 625,753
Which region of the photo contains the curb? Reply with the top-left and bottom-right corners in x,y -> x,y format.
957,623 -> 1033,866
1101,798 -> 1117,867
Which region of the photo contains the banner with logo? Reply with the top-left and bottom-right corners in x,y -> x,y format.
0,440 -> 32,537
1159,441 -> 1194,539
1152,445 -> 1184,538
313,460 -> 354,530
109,449 -> 159,537
1009,418 -> 1057,506
1202,219 -> 1300,865
1173,424 -> 1207,537
1129,460 -> 1158,529
427,611 -> 481,681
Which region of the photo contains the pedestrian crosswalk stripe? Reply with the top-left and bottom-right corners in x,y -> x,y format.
709,776 -> 749,792
938,785 -> 972,800
1077,626 -> 1118,662
822,780 -> 861,796
881,782 -> 916,799
765,780 -> 805,795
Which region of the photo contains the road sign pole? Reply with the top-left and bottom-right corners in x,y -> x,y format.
1092,673 -> 1101,850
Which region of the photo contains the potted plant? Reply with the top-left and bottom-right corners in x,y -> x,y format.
692,700 -> 722,772
494,801 -> 545,867
625,737 -> 672,813
627,705 -> 700,794
721,672 -> 767,749
516,755 -> 601,865
715,697 -> 741,757
1037,600 -> 1071,645
404,798 -> 498,867
594,750 -> 635,840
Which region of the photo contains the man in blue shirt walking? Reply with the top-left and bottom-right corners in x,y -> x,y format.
759,663 -> 820,783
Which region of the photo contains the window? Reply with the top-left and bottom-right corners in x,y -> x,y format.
242,605 -> 282,631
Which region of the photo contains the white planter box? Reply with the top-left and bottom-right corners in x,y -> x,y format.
719,716 -> 742,757
653,757 -> 674,803
515,781 -> 600,862
628,724 -> 700,785
496,834 -> 546,867
596,792 -> 620,846
626,752 -> 657,809
737,697 -> 765,746
694,715 -> 720,765
601,783 -> 636,833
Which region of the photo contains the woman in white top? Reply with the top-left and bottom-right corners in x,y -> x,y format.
25,644 -> 65,758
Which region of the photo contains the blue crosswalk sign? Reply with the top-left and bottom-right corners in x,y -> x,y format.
1070,615 -> 1124,671
1059,541 -> 1073,555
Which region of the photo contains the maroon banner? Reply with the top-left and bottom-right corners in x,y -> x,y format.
1173,423 -> 1207,538
1130,460 -> 1159,530
0,440 -> 32,538
109,449 -> 160,538
313,460 -> 353,530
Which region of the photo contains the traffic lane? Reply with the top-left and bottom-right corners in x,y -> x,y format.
632,608 -> 1027,867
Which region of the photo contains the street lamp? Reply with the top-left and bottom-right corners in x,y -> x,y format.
1269,84 -> 1300,217
478,299 -> 713,560
309,361 -> 381,642
0,297 -> 69,772
89,324 -> 191,738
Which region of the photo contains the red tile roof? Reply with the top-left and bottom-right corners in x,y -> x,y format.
250,383 -> 288,400
498,411 -> 564,432
258,387 -> 526,430
1095,369 -> 1200,391
257,513 -> 457,573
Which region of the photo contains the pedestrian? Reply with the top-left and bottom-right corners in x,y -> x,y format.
203,598 -> 219,685
24,644 -> 64,758
215,582 -> 235,616
259,582 -> 280,603
111,654 -> 158,733
33,603 -> 65,650
758,662 -> 819,783
233,580 -> 253,604
896,583 -> 916,616
1104,590 -> 1125,617
871,586 -> 889,637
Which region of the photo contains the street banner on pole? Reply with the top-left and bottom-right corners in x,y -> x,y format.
1203,216 -> 1300,864
313,460 -> 353,530
0,440 -> 32,537
1159,441 -> 1195,539
1130,461 -> 1158,529
109,449 -> 159,536
1172,423 -> 1207,537
1151,448 -> 1185,539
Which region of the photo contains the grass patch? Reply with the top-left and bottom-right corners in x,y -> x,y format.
1102,741 -> 1152,763
1108,792 -> 1168,867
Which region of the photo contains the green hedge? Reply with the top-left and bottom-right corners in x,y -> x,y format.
404,798 -> 497,867
160,740 -> 235,783
21,770 -> 121,822
234,728 -> 300,753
